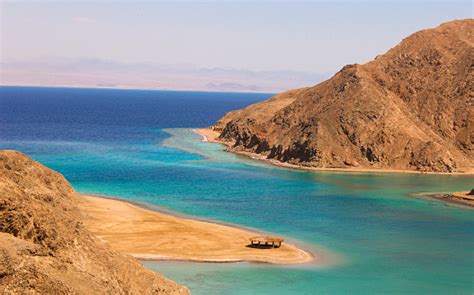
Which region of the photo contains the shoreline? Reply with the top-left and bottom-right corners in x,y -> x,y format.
193,128 -> 474,175
77,194 -> 315,265
414,191 -> 474,208
81,193 -> 305,248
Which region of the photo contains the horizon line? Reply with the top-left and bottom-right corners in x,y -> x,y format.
0,84 -> 278,95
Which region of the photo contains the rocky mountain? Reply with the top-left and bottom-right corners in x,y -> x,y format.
0,150 -> 188,294
216,19 -> 473,173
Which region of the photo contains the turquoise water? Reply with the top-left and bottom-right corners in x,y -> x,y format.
157,130 -> 473,295
1,87 -> 473,294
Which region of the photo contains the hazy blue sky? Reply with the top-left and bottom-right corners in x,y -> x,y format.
2,1 -> 471,74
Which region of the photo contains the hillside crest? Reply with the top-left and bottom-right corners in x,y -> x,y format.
216,19 -> 474,173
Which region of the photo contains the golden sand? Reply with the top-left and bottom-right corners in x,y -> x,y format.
77,195 -> 313,264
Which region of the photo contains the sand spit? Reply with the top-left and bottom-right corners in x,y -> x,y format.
415,191 -> 474,208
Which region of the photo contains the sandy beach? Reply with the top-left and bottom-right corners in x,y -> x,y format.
194,128 -> 474,175
77,195 -> 313,264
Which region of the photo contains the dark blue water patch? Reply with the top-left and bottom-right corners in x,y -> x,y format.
0,86 -> 271,143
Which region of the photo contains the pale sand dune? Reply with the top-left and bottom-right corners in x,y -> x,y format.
77,195 -> 314,264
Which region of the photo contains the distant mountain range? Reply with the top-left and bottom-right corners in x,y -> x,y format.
0,59 -> 329,93
215,19 -> 473,173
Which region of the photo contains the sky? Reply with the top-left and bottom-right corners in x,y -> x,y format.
0,1 -> 472,92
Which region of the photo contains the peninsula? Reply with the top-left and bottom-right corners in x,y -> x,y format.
78,195 -> 312,264
206,20 -> 474,174
418,190 -> 474,208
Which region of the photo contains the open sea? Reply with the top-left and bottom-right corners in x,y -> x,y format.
1,86 -> 473,295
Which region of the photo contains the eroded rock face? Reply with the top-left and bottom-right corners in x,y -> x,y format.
217,19 -> 474,173
0,150 -> 189,294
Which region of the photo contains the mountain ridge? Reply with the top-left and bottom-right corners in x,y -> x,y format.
216,19 -> 473,173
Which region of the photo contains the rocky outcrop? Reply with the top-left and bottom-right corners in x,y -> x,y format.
217,19 -> 474,173
0,150 -> 189,294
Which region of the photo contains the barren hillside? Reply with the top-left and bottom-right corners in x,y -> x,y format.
217,19 -> 473,173
0,150 -> 189,294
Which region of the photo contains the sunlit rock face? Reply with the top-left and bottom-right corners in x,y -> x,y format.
217,20 -> 474,173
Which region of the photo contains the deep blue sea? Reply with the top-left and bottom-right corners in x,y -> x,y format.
1,86 -> 473,295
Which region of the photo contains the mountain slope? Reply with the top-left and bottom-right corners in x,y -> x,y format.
0,150 -> 188,294
216,19 -> 473,173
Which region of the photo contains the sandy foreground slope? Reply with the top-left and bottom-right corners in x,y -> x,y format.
77,195 -> 313,264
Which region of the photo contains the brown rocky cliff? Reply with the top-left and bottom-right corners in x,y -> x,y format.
0,150 -> 189,294
217,19 -> 474,173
